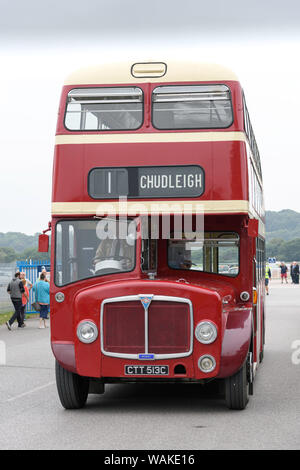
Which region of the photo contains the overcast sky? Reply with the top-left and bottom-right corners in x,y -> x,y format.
1,0 -> 300,234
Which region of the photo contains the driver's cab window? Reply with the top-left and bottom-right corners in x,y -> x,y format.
55,218 -> 136,286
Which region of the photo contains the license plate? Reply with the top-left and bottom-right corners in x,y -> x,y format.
125,365 -> 169,376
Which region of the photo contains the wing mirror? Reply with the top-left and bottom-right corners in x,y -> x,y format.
38,233 -> 49,252
38,222 -> 51,252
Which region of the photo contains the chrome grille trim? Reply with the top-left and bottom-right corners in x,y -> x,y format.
100,294 -> 193,360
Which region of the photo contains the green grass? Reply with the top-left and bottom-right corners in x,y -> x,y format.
0,312 -> 13,325
0,312 -> 39,325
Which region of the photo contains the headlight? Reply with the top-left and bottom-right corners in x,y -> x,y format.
195,321 -> 217,344
77,321 -> 98,344
198,355 -> 216,373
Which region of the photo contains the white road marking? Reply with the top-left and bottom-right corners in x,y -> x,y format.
6,381 -> 55,402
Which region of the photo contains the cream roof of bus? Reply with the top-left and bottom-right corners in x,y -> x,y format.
64,61 -> 239,85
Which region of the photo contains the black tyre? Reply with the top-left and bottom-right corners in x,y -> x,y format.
259,347 -> 264,364
225,361 -> 249,410
55,360 -> 89,409
260,312 -> 265,363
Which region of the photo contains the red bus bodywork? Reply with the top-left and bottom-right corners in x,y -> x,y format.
49,63 -> 265,409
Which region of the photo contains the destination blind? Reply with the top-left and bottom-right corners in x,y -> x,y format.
88,165 -> 205,199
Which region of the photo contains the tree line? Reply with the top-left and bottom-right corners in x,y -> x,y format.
266,238 -> 300,262
0,232 -> 50,263
265,209 -> 300,241
0,246 -> 50,263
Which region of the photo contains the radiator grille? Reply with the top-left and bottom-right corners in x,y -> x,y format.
102,296 -> 192,358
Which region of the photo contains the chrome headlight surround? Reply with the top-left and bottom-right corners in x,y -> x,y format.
198,355 -> 216,373
77,320 -> 98,344
195,321 -> 218,344
55,292 -> 65,303
240,291 -> 250,302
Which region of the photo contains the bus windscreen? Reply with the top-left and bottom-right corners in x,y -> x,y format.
55,218 -> 136,286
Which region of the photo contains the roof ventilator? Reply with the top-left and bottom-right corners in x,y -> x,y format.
131,62 -> 167,78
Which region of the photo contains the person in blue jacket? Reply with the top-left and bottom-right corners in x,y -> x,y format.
33,272 -> 50,329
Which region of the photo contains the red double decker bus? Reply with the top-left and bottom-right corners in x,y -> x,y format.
44,61 -> 265,410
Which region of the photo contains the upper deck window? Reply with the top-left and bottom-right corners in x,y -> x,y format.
152,85 -> 233,130
65,87 -> 143,131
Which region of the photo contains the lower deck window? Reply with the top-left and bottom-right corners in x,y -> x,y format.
168,232 -> 239,276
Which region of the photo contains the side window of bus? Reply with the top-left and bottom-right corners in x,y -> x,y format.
65,87 -> 143,131
256,237 -> 265,282
168,232 -> 239,276
152,85 -> 233,130
242,93 -> 263,181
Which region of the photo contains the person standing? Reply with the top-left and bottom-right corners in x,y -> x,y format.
6,271 -> 25,330
38,267 -> 49,282
33,272 -> 50,329
20,271 -> 33,291
39,268 -> 49,318
21,278 -> 29,325
20,272 -> 32,320
290,262 -> 295,283
280,262 -> 288,284
265,263 -> 271,295
293,262 -> 299,285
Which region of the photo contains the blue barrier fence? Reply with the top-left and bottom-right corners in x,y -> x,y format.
16,260 -> 50,314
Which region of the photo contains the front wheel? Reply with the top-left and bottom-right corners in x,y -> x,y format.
55,360 -> 89,409
225,361 -> 249,410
